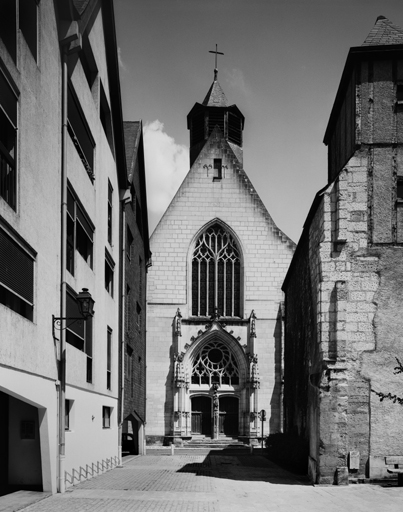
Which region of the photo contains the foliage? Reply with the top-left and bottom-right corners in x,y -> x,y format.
371,357 -> 403,405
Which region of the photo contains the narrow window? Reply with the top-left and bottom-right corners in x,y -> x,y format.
65,399 -> 73,430
0,228 -> 34,321
102,406 -> 111,428
136,302 -> 141,329
19,0 -> 37,60
66,187 -> 94,275
126,345 -> 133,394
135,194 -> 142,238
100,82 -> 114,155
138,256 -> 143,301
80,36 -> 97,90
213,158 -> 222,180
105,250 -> 114,297
67,85 -> 95,181
107,180 -> 113,245
0,0 -> 17,62
126,284 -> 131,331
107,327 -> 112,390
126,226 -> 133,260
65,287 -> 93,383
0,71 -> 17,210
192,223 -> 241,317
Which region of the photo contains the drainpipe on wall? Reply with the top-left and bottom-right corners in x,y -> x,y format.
59,22 -> 81,494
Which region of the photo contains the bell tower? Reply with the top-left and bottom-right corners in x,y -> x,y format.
187,46 -> 245,167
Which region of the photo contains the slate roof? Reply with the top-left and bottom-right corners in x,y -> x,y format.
72,0 -> 91,15
202,80 -> 228,107
123,121 -> 141,182
362,15 -> 403,46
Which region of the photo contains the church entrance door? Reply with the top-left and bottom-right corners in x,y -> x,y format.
219,396 -> 239,436
191,396 -> 211,436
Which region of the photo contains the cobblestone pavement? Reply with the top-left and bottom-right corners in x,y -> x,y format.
6,449 -> 403,512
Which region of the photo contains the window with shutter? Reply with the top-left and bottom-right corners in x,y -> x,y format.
0,227 -> 34,320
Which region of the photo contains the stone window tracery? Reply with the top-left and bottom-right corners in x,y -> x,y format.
191,223 -> 241,317
191,341 -> 239,387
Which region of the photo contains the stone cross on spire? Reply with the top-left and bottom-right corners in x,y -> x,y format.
209,44 -> 224,81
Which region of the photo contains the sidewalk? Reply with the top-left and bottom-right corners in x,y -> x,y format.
2,449 -> 402,512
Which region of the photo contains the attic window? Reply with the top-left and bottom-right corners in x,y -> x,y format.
213,159 -> 222,180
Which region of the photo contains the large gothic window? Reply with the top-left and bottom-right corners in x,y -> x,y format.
191,224 -> 241,317
191,341 -> 239,387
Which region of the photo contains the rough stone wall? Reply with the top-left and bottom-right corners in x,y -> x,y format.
284,53 -> 403,483
147,128 -> 295,440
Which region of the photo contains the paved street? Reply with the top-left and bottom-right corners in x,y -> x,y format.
3,448 -> 403,512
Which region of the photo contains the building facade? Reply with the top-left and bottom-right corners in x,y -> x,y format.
283,16 -> 403,484
121,121 -> 150,455
146,71 -> 294,444
0,0 -> 129,494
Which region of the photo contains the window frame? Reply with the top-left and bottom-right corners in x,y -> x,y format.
191,223 -> 242,318
102,406 -> 111,429
66,184 -> 95,275
107,327 -> 112,390
67,84 -> 95,182
0,224 -> 35,321
65,285 -> 93,382
105,249 -> 115,297
107,180 -> 113,245
213,158 -> 222,180
0,69 -> 18,210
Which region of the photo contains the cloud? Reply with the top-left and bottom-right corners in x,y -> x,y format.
117,47 -> 127,71
143,120 -> 189,233
225,68 -> 250,97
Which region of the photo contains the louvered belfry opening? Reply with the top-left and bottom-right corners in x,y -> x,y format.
192,224 -> 241,317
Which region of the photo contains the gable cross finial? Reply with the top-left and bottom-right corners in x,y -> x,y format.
209,44 -> 224,81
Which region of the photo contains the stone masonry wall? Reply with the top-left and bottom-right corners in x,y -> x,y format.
147,129 -> 295,439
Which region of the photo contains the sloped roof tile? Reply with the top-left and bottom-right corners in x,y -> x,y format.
123,121 -> 141,182
362,15 -> 403,46
202,80 -> 228,107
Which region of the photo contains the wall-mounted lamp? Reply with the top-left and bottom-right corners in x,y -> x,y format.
52,288 -> 95,337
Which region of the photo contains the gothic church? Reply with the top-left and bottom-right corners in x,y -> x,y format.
146,65 -> 294,444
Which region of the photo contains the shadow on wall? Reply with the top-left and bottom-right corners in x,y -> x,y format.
164,343 -> 175,436
269,305 -> 283,434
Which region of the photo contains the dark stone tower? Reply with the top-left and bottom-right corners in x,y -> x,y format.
187,73 -> 245,167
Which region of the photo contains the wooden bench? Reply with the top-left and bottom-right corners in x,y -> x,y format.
385,456 -> 403,486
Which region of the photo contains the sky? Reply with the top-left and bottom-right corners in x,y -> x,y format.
114,0 -> 403,243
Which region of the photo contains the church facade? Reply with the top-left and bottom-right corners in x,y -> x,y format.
146,70 -> 294,444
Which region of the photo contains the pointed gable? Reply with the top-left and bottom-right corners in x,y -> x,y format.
202,80 -> 228,107
362,15 -> 403,46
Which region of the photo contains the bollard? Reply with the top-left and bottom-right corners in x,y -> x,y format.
250,445 -> 253,454
170,443 -> 174,456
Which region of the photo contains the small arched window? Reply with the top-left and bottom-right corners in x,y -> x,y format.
191,223 -> 241,317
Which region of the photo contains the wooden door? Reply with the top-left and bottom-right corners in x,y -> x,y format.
219,396 -> 238,436
191,396 -> 211,435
